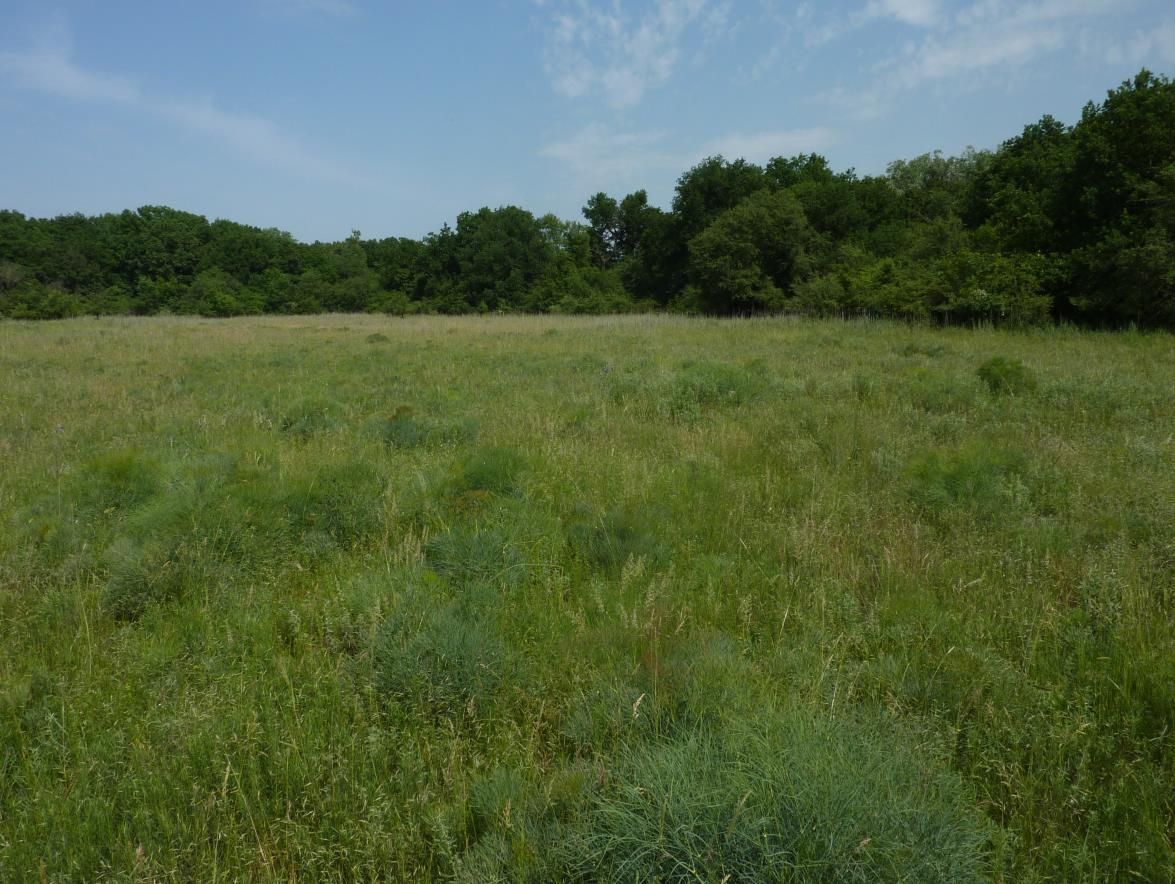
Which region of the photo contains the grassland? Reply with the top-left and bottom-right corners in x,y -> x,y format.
1,314 -> 1172,882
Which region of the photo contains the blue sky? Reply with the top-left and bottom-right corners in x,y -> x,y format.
1,0 -> 1172,242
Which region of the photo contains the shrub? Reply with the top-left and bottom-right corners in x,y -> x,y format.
790,273 -> 847,315
976,357 -> 1037,395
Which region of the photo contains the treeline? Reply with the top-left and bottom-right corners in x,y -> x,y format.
2,70 -> 1172,326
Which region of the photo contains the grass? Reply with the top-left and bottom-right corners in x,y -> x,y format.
0,313 -> 1172,881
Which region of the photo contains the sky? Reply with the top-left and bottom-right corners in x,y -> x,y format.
1,1 -> 1173,243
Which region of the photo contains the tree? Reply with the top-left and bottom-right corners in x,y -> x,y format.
688,190 -> 814,314
673,157 -> 768,242
452,207 -> 555,310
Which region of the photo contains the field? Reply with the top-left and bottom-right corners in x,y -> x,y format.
1,314 -> 1172,881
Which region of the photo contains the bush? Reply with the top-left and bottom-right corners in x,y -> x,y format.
790,273 -> 847,315
933,250 -> 1054,325
976,357 -> 1037,395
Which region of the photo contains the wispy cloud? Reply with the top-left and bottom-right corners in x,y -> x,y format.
539,123 -> 839,191
1104,17 -> 1175,66
539,0 -> 713,108
865,0 -> 942,28
0,26 -> 358,184
815,0 -> 1131,116
255,0 -> 358,19
538,124 -> 679,183
702,127 -> 838,163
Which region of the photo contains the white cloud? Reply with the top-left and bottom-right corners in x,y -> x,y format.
256,0 -> 358,18
1105,17 -> 1175,66
864,0 -> 941,28
818,0 -> 1132,116
0,30 -> 357,184
539,123 -> 840,191
701,127 -> 838,163
539,0 -> 712,108
0,36 -> 138,104
539,124 -> 679,181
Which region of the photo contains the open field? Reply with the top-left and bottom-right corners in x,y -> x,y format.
1,314 -> 1172,881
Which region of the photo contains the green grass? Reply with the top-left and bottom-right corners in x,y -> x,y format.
0,314 -> 1172,881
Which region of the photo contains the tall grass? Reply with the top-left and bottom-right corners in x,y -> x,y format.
0,314 -> 1171,881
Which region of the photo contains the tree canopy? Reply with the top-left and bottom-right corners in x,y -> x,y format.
2,71 -> 1172,327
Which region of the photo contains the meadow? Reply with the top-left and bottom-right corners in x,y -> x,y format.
0,314 -> 1171,882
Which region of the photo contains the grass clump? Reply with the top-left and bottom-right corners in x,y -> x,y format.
279,397 -> 342,438
664,360 -> 764,420
905,368 -> 977,413
564,505 -> 663,574
610,360 -> 765,420
367,405 -> 477,449
91,456 -> 385,620
270,458 -> 384,551
896,341 -> 948,357
373,584 -> 509,719
76,449 -> 162,514
463,708 -> 990,883
426,526 -> 523,588
452,447 -> 526,496
904,444 -> 1028,521
976,356 -> 1037,395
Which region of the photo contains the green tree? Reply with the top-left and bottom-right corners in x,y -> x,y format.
688,189 -> 814,314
